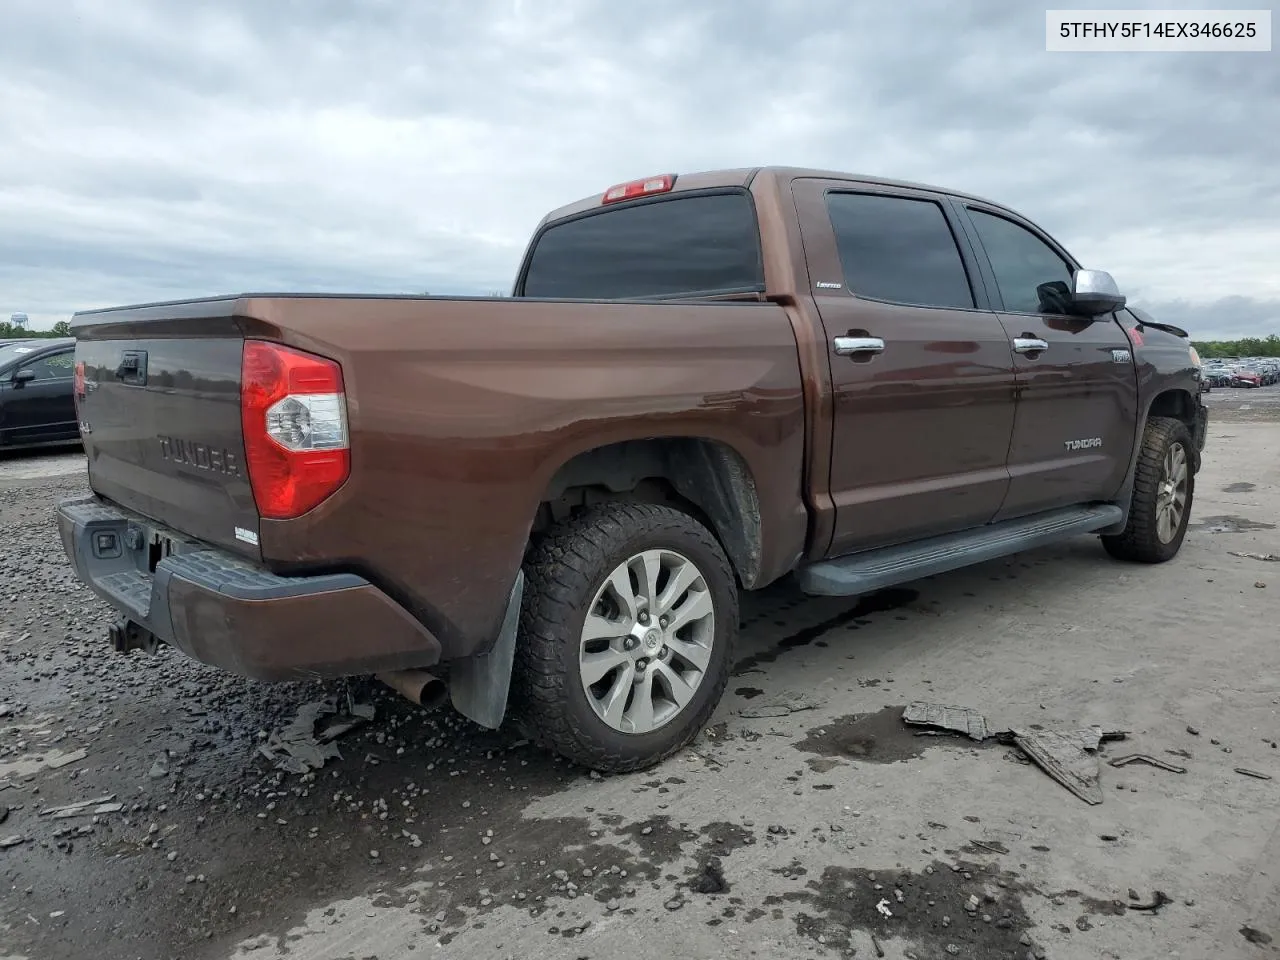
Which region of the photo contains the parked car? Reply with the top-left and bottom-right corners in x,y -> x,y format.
1202,370 -> 1234,388
57,167 -> 1207,772
1233,370 -> 1263,388
0,337 -> 79,449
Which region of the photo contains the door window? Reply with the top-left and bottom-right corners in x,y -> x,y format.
967,209 -> 1075,314
19,350 -> 75,381
825,193 -> 975,309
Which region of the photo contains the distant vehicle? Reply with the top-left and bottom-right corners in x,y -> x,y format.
1232,370 -> 1263,388
0,338 -> 79,449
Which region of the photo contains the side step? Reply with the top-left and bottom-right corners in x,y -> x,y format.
798,504 -> 1124,597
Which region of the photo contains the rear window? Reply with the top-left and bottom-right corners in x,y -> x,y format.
520,191 -> 764,299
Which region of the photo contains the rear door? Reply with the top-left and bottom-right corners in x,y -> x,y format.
955,203 -> 1137,519
0,346 -> 77,445
792,180 -> 1018,557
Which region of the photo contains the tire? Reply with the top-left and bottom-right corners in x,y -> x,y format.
1101,416 -> 1195,564
513,501 -> 738,773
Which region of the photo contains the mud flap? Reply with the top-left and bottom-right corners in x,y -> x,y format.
450,570 -> 524,730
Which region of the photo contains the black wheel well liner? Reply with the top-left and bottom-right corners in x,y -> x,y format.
536,438 -> 763,588
1147,387 -> 1198,425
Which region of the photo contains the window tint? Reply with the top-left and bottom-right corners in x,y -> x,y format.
825,193 -> 974,309
521,192 -> 763,299
21,350 -> 75,381
967,209 -> 1074,314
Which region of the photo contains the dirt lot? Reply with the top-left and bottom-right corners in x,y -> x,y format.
2,398 -> 1278,960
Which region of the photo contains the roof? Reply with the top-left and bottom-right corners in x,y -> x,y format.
539,165 -> 1007,226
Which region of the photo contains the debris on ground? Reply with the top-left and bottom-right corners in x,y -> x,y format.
688,857 -> 728,894
738,692 -> 821,719
1234,767 -> 1272,780
1108,754 -> 1187,774
903,701 -> 991,742
0,834 -> 27,849
39,795 -> 116,819
0,804 -> 8,825
968,839 -> 1009,855
1012,727 -> 1106,804
45,748 -> 88,770
1128,890 -> 1173,913
257,694 -> 374,774
1229,551 -> 1278,561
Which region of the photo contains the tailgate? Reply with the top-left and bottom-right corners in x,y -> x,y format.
75,300 -> 259,558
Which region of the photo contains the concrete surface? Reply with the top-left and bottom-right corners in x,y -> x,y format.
1,409 -> 1277,960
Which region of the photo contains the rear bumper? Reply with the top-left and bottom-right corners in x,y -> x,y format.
57,496 -> 442,681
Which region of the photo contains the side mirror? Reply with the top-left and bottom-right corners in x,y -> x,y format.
11,369 -> 35,387
1068,269 -> 1126,317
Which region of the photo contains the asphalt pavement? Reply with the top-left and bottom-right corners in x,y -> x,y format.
1,402 -> 1278,960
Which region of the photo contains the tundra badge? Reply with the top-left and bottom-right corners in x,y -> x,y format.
1064,437 -> 1103,451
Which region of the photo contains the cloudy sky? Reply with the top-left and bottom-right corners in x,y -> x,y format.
1,0 -> 1276,337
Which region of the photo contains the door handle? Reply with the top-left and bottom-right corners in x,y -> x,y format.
115,350 -> 148,385
1012,337 -> 1049,355
833,336 -> 886,357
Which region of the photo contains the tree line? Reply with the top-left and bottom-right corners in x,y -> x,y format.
1192,335 -> 1280,358
0,319 -> 71,338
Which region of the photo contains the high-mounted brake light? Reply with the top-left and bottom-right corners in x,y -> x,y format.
601,173 -> 676,204
241,341 -> 350,520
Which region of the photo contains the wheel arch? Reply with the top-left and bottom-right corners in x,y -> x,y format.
535,437 -> 765,589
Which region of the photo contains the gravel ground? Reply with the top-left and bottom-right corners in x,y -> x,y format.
1,416 -> 1278,960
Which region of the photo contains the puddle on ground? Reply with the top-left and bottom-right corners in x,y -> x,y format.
733,588 -> 918,675
1222,482 -> 1257,493
793,706 -> 979,767
783,859 -> 1035,957
1190,515 -> 1276,533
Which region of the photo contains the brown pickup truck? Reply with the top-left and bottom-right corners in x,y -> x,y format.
59,167 -> 1207,772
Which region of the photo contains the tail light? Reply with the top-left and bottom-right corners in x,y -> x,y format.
241,340 -> 350,520
73,361 -> 85,412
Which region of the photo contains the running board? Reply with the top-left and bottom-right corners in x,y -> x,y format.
798,504 -> 1124,597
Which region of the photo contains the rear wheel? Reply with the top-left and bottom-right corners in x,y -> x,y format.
1102,416 -> 1195,563
513,501 -> 737,773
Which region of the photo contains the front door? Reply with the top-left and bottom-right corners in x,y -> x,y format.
0,348 -> 78,446
956,203 -> 1138,520
793,181 -> 1018,558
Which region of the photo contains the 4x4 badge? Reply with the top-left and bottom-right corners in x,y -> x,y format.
1112,349 -> 1132,363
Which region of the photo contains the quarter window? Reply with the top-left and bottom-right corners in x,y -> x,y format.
825,193 -> 975,309
967,209 -> 1075,314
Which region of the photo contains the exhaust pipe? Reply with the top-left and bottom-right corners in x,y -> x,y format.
377,669 -> 447,709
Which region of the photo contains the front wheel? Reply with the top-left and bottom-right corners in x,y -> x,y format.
1102,416 -> 1195,564
513,501 -> 738,773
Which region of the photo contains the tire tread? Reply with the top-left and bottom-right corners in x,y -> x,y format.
1102,416 -> 1194,563
512,501 -> 737,773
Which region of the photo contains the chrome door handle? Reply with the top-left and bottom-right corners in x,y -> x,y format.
1012,337 -> 1049,354
833,336 -> 886,356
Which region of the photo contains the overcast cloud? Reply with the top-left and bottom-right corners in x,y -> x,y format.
1,0 -> 1277,337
